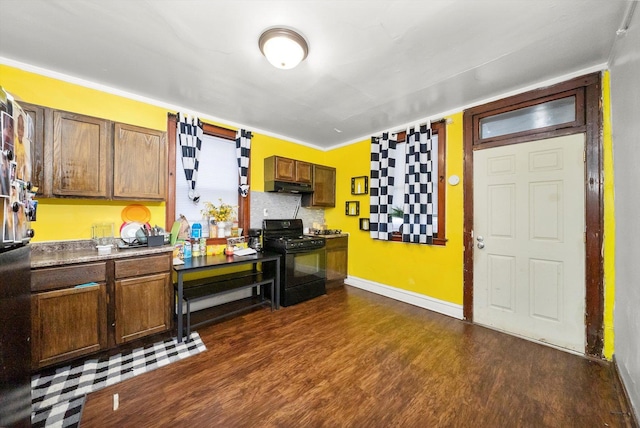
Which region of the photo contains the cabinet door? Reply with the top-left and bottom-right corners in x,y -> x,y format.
273,156 -> 296,181
304,164 -> 336,207
53,111 -> 111,197
113,123 -> 167,200
31,284 -> 108,369
18,101 -> 46,193
115,273 -> 171,344
326,237 -> 348,283
295,161 -> 312,183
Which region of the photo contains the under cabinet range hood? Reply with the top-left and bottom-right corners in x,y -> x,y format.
265,180 -> 313,194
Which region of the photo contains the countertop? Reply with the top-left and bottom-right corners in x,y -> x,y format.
306,233 -> 349,239
31,240 -> 174,268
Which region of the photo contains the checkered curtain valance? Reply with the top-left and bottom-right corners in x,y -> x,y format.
402,124 -> 435,244
177,113 -> 203,202
369,132 -> 397,240
235,129 -> 252,197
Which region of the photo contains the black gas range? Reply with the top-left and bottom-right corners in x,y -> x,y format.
263,219 -> 327,306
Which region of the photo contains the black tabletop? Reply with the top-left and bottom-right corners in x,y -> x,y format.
173,251 -> 281,272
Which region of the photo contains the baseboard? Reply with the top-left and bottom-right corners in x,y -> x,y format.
613,355 -> 640,428
344,276 -> 463,320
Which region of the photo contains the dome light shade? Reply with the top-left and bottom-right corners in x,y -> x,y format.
259,28 -> 309,69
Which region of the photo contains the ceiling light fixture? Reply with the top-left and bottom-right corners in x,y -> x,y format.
259,28 -> 309,70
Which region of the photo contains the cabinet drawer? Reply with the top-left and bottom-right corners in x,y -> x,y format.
115,253 -> 171,279
31,262 -> 107,292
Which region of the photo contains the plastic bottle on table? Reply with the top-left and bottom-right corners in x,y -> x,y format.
192,238 -> 200,257
183,240 -> 192,259
191,222 -> 202,239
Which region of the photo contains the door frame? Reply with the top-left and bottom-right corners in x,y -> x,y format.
462,72 -> 604,357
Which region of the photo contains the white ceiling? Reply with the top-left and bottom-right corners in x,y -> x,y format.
0,1 -> 631,149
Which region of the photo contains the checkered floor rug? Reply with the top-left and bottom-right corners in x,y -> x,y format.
31,332 -> 206,427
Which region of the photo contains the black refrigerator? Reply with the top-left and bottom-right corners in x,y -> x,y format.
0,244 -> 31,427
1,87 -> 37,426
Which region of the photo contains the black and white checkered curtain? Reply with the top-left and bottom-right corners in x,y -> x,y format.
369,132 -> 397,240
235,129 -> 252,197
402,124 -> 435,244
177,113 -> 203,201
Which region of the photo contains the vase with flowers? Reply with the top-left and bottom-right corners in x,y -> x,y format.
202,199 -> 236,238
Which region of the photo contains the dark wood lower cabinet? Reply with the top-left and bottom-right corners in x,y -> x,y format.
115,273 -> 171,344
31,284 -> 108,369
325,236 -> 348,287
31,252 -> 172,370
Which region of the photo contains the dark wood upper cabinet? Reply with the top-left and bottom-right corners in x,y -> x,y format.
17,101 -> 45,193
295,160 -> 312,183
113,123 -> 167,200
52,111 -> 112,198
302,164 -> 336,207
265,156 -> 312,183
18,101 -> 167,200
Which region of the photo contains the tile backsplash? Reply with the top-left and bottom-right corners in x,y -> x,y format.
250,191 -> 325,230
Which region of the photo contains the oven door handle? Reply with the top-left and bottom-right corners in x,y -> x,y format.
285,246 -> 325,254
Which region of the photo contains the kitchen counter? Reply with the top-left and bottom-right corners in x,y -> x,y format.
306,233 -> 349,239
31,239 -> 173,268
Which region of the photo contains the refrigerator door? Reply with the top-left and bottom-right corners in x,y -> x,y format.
2,89 -> 36,249
0,244 -> 31,427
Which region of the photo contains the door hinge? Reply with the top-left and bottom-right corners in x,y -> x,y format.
583,150 -> 586,162
584,232 -> 587,243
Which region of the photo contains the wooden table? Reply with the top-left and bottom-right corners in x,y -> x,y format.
173,251 -> 281,342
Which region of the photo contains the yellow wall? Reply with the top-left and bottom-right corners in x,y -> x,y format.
2,63 -> 615,356
1,65 -> 168,241
325,113 -> 465,305
0,64 -> 326,241
602,71 -> 615,359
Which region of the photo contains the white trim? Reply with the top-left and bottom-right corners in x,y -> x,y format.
1,56 -> 606,152
0,56 -> 325,151
345,276 -> 463,320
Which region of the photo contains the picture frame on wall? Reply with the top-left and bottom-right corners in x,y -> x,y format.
351,176 -> 368,195
345,201 -> 359,216
359,218 -> 370,231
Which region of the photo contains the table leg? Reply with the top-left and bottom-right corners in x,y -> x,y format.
275,257 -> 280,310
177,273 -> 184,343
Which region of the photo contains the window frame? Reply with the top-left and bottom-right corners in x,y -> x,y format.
390,120 -> 447,245
165,114 -> 250,244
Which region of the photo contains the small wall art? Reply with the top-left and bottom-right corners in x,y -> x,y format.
345,201 -> 360,216
351,176 -> 368,195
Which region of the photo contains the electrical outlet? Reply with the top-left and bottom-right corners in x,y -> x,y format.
263,208 -> 269,217
113,393 -> 119,411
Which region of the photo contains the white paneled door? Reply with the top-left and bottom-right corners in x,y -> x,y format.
473,134 -> 586,353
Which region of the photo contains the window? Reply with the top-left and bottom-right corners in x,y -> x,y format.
175,134 -> 237,233
391,133 -> 439,236
479,96 -> 576,139
369,121 -> 446,245
166,114 -> 248,241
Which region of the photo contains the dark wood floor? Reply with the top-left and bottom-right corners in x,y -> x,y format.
81,286 -> 633,427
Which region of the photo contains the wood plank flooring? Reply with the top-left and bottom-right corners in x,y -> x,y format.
81,286 -> 633,427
